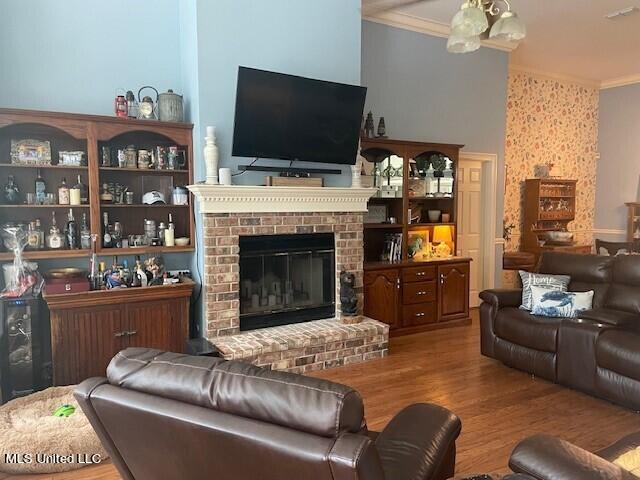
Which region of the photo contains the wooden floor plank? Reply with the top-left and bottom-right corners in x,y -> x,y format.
2,310 -> 639,479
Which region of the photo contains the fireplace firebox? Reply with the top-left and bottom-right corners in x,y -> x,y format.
239,233 -> 335,331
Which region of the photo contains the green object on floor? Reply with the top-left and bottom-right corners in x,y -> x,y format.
53,404 -> 76,417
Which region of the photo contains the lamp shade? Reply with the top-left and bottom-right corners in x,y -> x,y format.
450,2 -> 489,37
489,11 -> 526,41
433,225 -> 453,244
446,31 -> 481,54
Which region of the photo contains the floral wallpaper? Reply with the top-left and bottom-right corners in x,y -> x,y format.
502,71 -> 599,286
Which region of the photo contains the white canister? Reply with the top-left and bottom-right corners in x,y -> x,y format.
219,167 -> 232,186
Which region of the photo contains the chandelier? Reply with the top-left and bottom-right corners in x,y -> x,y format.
447,0 -> 526,53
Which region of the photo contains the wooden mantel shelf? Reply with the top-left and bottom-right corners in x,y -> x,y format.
44,278 -> 195,309
188,184 -> 377,214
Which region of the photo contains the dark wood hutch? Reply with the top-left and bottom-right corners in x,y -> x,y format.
360,137 -> 471,336
0,108 -> 196,385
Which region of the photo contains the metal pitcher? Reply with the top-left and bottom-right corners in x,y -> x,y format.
158,89 -> 184,122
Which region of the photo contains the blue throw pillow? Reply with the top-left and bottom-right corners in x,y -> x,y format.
530,286 -> 594,318
519,271 -> 571,311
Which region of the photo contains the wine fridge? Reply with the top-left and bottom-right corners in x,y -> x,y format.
0,295 -> 51,404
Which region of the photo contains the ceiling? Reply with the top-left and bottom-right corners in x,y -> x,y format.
363,0 -> 640,87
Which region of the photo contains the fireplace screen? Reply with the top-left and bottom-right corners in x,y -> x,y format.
239,233 -> 335,331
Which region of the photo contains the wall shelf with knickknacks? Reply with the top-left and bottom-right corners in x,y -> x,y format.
0,108 -> 194,262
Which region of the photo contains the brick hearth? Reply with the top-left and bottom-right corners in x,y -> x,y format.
213,319 -> 389,373
189,185 -> 389,372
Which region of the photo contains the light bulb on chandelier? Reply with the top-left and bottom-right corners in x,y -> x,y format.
447,0 -> 526,53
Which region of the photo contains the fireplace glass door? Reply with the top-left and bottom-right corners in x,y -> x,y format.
239,233 -> 335,331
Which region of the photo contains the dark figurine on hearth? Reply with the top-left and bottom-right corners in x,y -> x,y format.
339,270 -> 358,316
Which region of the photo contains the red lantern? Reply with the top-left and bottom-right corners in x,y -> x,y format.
114,95 -> 128,118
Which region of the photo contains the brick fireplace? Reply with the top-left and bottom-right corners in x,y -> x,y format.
188,185 -> 389,373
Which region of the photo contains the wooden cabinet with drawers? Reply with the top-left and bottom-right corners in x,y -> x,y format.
364,258 -> 471,336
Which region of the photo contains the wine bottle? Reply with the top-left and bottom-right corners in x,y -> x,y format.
80,212 -> 91,249
103,212 -> 112,248
75,174 -> 88,204
66,208 -> 78,249
35,169 -> 46,205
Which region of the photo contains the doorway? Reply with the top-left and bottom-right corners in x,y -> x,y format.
457,153 -> 498,307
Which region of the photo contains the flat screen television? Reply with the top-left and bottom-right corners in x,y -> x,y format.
232,67 -> 367,165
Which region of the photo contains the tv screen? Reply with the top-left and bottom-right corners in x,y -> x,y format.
232,67 -> 367,165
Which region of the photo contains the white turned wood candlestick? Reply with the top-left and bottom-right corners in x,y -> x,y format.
204,126 -> 219,185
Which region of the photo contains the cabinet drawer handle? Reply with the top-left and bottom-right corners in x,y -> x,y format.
416,272 -> 426,277
416,291 -> 427,296
415,312 -> 426,317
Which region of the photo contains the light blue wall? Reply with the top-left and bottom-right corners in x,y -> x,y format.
0,0 -> 182,114
192,0 -> 362,187
188,0 -> 363,324
362,20 -> 509,284
595,83 -> 640,241
0,0 -> 191,286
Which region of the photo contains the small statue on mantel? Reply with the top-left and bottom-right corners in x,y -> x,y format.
339,270 -> 358,316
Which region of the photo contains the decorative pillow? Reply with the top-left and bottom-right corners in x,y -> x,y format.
519,271 -> 571,311
530,286 -> 594,318
613,446 -> 640,477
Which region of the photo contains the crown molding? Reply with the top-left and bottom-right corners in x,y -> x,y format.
363,11 -> 518,53
508,64 -> 601,89
600,74 -> 640,90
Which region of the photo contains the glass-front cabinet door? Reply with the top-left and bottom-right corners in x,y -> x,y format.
361,146 -> 405,263
408,150 -> 456,225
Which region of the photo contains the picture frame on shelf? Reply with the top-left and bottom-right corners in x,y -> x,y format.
365,204 -> 388,224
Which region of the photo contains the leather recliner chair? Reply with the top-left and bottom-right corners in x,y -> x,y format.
480,252 -> 640,410
506,431 -> 640,479
75,348 -> 462,480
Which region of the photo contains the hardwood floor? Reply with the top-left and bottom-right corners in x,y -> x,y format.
3,310 -> 640,479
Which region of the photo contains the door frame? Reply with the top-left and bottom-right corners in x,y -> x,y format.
458,152 -> 498,292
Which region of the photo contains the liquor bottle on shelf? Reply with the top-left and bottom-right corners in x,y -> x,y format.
98,261 -> 106,289
47,211 -> 64,250
165,213 -> 175,247
26,221 -> 40,250
102,212 -> 112,248
88,234 -> 99,290
35,169 -> 46,205
80,213 -> 91,250
58,177 -> 70,205
73,174 -> 88,204
66,208 -> 78,249
35,219 -> 44,249
3,175 -> 20,204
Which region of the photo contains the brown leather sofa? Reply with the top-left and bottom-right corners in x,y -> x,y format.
506,431 -> 640,479
75,348 -> 461,480
480,252 -> 640,410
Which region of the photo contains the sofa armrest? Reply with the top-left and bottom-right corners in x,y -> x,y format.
374,403 -> 461,480
479,289 -> 522,309
509,434 -> 637,480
